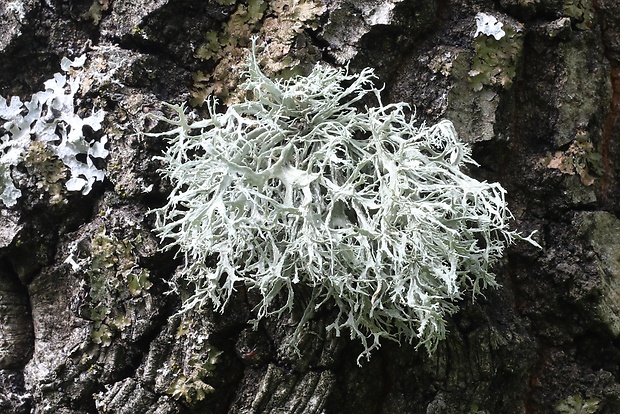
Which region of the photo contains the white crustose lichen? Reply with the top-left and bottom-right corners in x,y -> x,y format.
151,39 -> 538,363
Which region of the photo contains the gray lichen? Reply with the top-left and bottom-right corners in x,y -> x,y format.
151,40 -> 538,363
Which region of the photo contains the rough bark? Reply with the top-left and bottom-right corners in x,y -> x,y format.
1,0 -> 620,413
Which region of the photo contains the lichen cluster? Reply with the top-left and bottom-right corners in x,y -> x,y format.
152,41 -> 538,362
555,395 -> 600,414
191,0 -> 325,105
563,0 -> 594,30
468,16 -> 523,92
0,55 -> 109,206
162,318 -> 221,403
68,225 -> 153,346
544,135 -> 603,186
23,141 -> 67,205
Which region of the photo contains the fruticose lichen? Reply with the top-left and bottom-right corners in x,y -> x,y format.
151,40 -> 538,362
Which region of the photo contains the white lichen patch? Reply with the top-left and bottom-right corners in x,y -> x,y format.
0,56 -> 109,206
364,1 -> 397,26
6,0 -> 26,21
151,40 -> 538,363
474,12 -> 505,40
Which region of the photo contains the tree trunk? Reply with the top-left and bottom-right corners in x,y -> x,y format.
1,0 -> 620,413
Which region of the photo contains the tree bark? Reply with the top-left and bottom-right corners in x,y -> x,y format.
1,0 -> 620,413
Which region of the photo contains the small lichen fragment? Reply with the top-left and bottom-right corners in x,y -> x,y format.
469,22 -> 523,91
444,16 -> 524,143
563,0 -> 594,30
474,12 -> 506,40
160,317 -> 221,403
80,0 -> 111,25
554,395 -> 600,414
23,141 -> 67,204
544,135 -> 603,186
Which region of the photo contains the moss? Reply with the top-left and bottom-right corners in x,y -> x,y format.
190,0 -> 325,106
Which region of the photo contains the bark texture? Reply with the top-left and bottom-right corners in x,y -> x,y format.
1,0 -> 620,413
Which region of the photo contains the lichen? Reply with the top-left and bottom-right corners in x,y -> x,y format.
160,317 -> 221,403
23,141 -> 67,205
474,12 -> 506,40
0,55 -> 109,207
428,48 -> 458,77
468,21 -> 524,92
80,0 -> 111,25
544,134 -> 603,186
555,395 -> 600,414
576,212 -> 620,337
469,404 -> 491,414
191,0 -> 326,105
80,226 -> 153,346
150,40 -> 539,363
563,0 -> 594,31
442,14 -> 524,142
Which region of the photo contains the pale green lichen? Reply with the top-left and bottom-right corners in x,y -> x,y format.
469,405 -> 491,414
151,40 -> 538,363
164,318 -> 222,403
80,0 -> 110,25
23,141 -> 67,204
442,14 -> 524,142
428,47 -> 458,77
